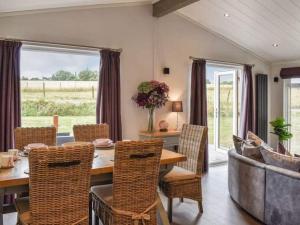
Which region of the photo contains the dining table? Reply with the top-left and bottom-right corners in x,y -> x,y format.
0,148 -> 187,225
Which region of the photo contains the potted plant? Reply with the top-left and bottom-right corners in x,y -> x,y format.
270,117 -> 293,153
132,80 -> 169,132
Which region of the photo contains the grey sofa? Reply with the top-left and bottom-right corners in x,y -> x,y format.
228,149 -> 300,225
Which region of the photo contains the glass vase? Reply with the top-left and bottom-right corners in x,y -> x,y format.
148,108 -> 154,133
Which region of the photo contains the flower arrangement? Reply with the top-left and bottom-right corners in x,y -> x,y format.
132,80 -> 169,132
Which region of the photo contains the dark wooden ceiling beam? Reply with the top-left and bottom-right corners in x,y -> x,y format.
153,0 -> 200,17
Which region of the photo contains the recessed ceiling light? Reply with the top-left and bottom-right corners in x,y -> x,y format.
224,13 -> 230,17
272,43 -> 279,47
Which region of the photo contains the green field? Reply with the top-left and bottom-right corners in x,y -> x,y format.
21,81 -> 97,134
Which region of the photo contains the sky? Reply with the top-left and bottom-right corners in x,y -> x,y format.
21,48 -> 100,79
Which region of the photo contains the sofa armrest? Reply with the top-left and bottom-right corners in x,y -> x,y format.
266,164 -> 300,179
228,149 -> 266,169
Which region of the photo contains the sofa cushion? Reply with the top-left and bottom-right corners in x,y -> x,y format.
247,131 -> 263,146
260,145 -> 300,172
232,135 -> 257,155
162,166 -> 199,182
242,144 -> 264,162
232,135 -> 243,154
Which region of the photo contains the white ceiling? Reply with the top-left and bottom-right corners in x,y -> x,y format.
1,0 -> 300,62
0,0 -> 151,13
179,0 -> 300,62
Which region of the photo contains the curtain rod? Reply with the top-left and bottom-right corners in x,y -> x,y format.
189,56 -> 255,67
1,37 -> 122,53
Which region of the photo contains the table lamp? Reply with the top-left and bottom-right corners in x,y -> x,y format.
172,101 -> 183,130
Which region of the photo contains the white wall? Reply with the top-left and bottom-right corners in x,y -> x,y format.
0,4 -> 272,140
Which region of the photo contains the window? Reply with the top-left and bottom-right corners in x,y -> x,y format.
21,45 -> 100,135
284,78 -> 300,154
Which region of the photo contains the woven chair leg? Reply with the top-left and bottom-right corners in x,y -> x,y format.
198,201 -> 203,213
180,197 -> 184,203
168,198 -> 173,223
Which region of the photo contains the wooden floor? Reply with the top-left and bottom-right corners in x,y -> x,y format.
4,165 -> 262,225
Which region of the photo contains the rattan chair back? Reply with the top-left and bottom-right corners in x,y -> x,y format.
28,144 -> 94,225
14,127 -> 57,150
73,124 -> 109,142
177,124 -> 208,175
112,139 -> 163,225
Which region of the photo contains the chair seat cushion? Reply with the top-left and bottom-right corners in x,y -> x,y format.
162,166 -> 199,183
15,197 -> 32,225
91,184 -> 113,205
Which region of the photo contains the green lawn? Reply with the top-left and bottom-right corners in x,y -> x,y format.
208,116 -> 233,149
207,84 -> 235,150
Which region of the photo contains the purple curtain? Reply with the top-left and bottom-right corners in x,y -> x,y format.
190,59 -> 208,173
96,49 -> 122,142
239,65 -> 254,139
0,40 -> 22,204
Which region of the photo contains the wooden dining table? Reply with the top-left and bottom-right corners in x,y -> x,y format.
0,149 -> 187,225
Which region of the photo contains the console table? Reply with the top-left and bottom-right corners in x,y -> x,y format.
139,130 -> 180,150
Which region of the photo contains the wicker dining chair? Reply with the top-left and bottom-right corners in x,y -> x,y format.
160,124 -> 208,222
15,143 -> 95,225
91,139 -> 163,225
73,124 -> 109,142
14,127 -> 57,150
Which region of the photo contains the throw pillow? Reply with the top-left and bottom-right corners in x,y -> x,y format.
247,131 -> 263,146
260,145 -> 300,172
232,135 -> 243,154
242,143 -> 263,162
